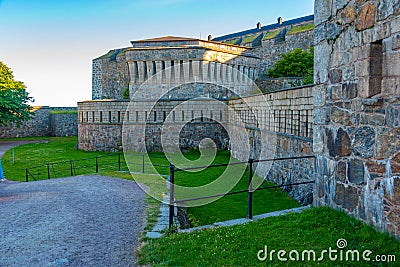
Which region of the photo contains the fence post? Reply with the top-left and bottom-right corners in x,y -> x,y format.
118,153 -> 121,171
25,168 -> 29,182
169,163 -> 175,229
70,160 -> 73,176
247,158 -> 254,220
142,154 -> 145,173
95,157 -> 99,173
47,164 -> 50,179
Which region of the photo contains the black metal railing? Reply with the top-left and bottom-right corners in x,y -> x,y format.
168,155 -> 316,228
24,154 -> 127,182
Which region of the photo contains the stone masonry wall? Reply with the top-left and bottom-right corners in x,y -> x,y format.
313,0 -> 400,238
254,30 -> 314,76
0,107 -> 78,138
228,85 -> 314,204
51,113 -> 78,137
0,106 -> 51,138
78,99 -> 229,152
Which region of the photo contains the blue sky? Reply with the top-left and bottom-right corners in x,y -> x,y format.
0,0 -> 314,106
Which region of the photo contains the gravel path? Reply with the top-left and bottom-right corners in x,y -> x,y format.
0,175 -> 145,267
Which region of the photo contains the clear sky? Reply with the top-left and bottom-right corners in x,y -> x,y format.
0,0 -> 314,107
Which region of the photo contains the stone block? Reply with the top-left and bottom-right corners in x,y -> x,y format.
329,68 -> 343,84
386,104 -> 400,128
352,126 -> 375,158
327,127 -> 352,157
392,33 -> 400,51
356,3 -> 377,31
342,82 -> 358,99
314,42 -> 330,84
336,160 -> 347,183
383,51 -> 400,77
314,85 -> 327,107
335,183 -> 359,211
338,5 -> 357,25
331,106 -> 358,126
360,113 -> 385,126
348,158 -> 365,185
357,77 -> 382,98
314,0 -> 333,26
378,0 -> 400,21
366,160 -> 386,175
313,107 -> 331,125
375,127 -> 400,159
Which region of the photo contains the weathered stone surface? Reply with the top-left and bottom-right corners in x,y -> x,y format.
338,5 -> 357,25
313,107 -> 331,125
356,3 -> 377,31
326,22 -> 342,40
348,158 -> 365,185
329,68 -> 343,84
335,183 -> 359,211
314,0 -> 333,26
386,104 -> 400,127
366,160 -> 386,175
314,42 -> 330,83
342,82 -> 358,99
352,126 -> 375,158
375,128 -> 400,159
378,0 -> 400,21
392,33 -> 400,51
360,113 -> 385,126
336,160 -> 347,182
327,128 -> 352,157
331,106 -> 358,126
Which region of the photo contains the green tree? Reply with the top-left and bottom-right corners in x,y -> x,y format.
267,47 -> 314,85
0,61 -> 33,126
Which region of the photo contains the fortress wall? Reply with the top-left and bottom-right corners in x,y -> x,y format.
92,51 -> 130,100
228,85 -> 314,204
314,0 -> 400,238
78,100 -> 229,152
0,106 -> 52,138
0,107 -> 78,138
254,30 -> 314,76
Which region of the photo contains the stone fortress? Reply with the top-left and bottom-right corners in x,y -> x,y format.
77,0 -> 400,239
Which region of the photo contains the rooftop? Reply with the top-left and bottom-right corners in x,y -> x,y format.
213,14 -> 314,42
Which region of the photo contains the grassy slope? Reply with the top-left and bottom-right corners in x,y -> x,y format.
139,207 -> 400,266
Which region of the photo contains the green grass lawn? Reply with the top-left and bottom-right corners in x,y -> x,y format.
136,150 -> 300,226
139,207 -> 400,266
2,137 -> 127,181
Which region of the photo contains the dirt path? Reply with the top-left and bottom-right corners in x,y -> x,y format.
0,175 -> 145,266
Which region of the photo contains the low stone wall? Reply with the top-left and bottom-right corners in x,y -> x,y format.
0,106 -> 78,138
51,113 -> 78,137
0,106 -> 51,138
256,77 -> 305,93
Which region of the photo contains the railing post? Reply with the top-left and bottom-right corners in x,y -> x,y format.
169,163 -> 175,229
142,154 -> 145,173
95,157 -> 99,173
47,164 -> 50,179
118,153 -> 121,171
247,158 -> 254,220
25,168 -> 29,182
70,160 -> 73,176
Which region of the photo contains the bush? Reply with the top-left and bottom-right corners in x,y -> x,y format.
267,47 -> 314,85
